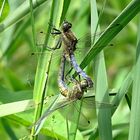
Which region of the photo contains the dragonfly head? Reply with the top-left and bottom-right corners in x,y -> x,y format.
62,20 -> 72,32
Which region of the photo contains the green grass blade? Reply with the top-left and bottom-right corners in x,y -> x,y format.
60,0 -> 71,23
89,67 -> 134,139
1,118 -> 18,140
0,99 -> 35,117
94,52 -> 112,140
111,69 -> 133,114
80,0 -> 140,70
0,0 -> 48,32
29,0 -> 36,53
0,0 -> 10,22
128,14 -> 140,140
91,0 -> 112,140
30,0 -> 65,138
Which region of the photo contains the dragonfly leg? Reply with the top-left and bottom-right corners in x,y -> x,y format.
51,31 -> 61,35
54,38 -> 62,49
65,75 -> 76,84
35,37 -> 62,53
46,36 -> 62,50
48,21 -> 61,34
45,38 -> 62,51
51,28 -> 61,35
78,75 -> 88,92
68,75 -> 90,99
52,27 -> 61,32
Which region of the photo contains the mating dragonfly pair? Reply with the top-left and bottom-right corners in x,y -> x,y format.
32,21 -> 116,135
53,20 -> 93,99
32,21 -> 94,134
37,20 -> 93,99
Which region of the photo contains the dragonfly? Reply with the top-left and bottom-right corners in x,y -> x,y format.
47,20 -> 93,98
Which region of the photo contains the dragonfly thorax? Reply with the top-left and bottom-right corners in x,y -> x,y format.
61,28 -> 78,59
68,79 -> 89,100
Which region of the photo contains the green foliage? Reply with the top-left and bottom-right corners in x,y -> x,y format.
0,0 -> 10,22
0,0 -> 140,140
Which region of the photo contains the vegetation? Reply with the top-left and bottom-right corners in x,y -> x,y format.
0,0 -> 140,140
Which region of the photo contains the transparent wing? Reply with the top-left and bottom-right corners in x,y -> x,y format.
34,30 -> 114,65
59,94 -> 116,127
32,92 -> 117,135
27,31 -> 63,87
33,94 -> 77,135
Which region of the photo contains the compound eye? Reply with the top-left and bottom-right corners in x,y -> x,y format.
69,23 -> 72,28
62,21 -> 72,31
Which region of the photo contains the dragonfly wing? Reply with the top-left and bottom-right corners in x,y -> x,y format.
58,97 -> 116,127
82,96 -> 117,109
33,95 -> 59,135
59,99 -> 94,127
33,95 -> 76,135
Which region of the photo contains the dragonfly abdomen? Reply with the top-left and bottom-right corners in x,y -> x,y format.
69,53 -> 93,88
58,79 -> 69,97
